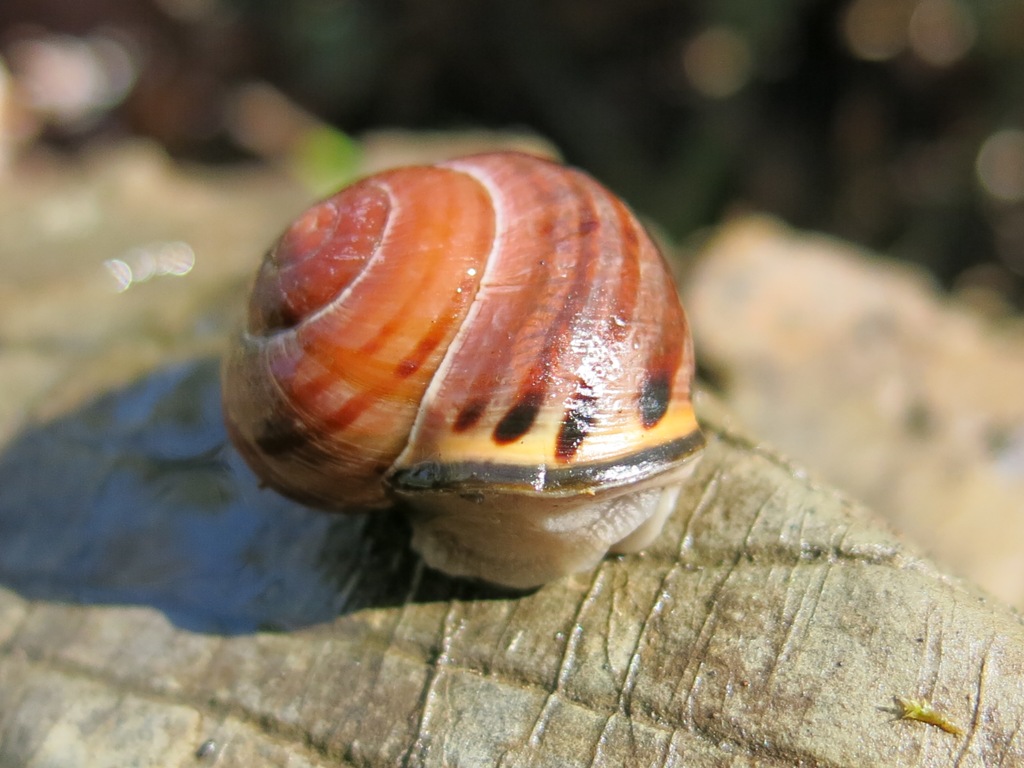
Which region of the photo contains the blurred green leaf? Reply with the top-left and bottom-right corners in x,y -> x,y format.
291,125 -> 363,195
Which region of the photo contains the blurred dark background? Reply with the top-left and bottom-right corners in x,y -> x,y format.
2,0 -> 1023,306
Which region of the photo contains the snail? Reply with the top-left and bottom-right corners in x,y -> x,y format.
222,151 -> 703,588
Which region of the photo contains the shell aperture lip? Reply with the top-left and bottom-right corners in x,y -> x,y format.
388,429 -> 704,498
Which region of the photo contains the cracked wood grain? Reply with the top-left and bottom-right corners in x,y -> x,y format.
2,418 -> 1023,767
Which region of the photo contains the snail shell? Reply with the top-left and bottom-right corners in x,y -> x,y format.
223,151 -> 703,588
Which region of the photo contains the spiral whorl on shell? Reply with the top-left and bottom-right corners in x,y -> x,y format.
223,151 -> 703,587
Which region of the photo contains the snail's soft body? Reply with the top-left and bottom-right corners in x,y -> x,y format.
223,151 -> 703,588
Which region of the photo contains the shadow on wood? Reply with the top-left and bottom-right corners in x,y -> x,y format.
0,358 -> 517,634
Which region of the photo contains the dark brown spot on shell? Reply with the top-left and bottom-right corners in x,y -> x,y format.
454,399 -> 487,432
638,372 -> 671,428
555,392 -> 598,461
395,358 -> 420,378
493,390 -> 544,444
251,411 -> 308,457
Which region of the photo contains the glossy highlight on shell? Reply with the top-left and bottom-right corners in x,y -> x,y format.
223,151 -> 703,587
